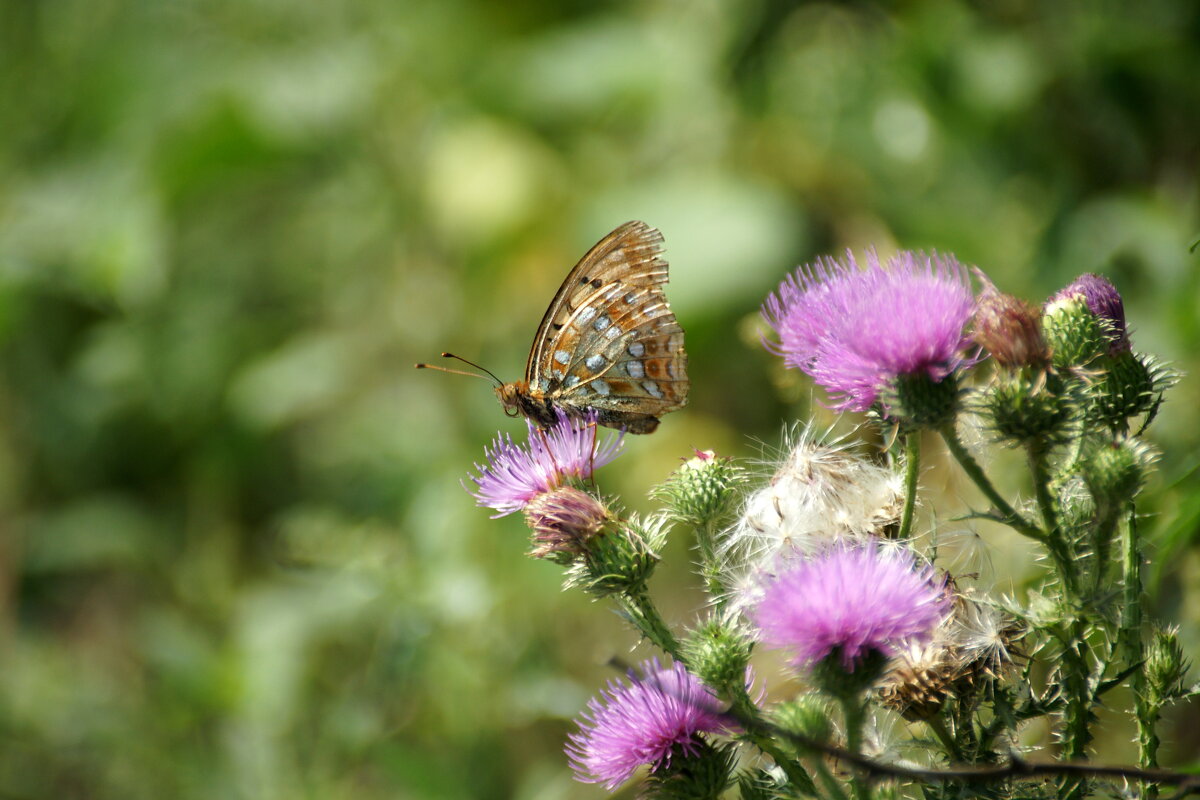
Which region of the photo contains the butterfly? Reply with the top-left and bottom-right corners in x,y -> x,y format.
419,221 -> 689,434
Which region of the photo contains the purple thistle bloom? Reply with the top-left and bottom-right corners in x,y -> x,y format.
1047,273 -> 1129,353
465,410 -> 624,517
566,659 -> 732,790
752,542 -> 950,671
763,251 -> 977,412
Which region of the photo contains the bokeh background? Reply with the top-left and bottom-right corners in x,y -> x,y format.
2,1 -> 1199,797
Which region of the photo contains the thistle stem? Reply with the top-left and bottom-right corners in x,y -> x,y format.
1091,510 -> 1120,595
1120,505 -> 1158,797
927,715 -> 962,761
898,431 -> 920,539
939,424 -> 1044,542
618,590 -> 682,661
838,695 -> 870,800
1058,615 -> 1097,800
694,519 -> 728,609
1026,442 -> 1061,540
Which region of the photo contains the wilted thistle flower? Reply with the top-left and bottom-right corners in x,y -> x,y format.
949,596 -> 1021,679
878,594 -> 1019,720
762,250 -> 977,419
720,426 -> 904,612
971,276 -> 1049,368
523,486 -> 609,561
464,410 -> 623,516
566,659 -> 734,791
877,639 -> 960,721
752,543 -> 950,675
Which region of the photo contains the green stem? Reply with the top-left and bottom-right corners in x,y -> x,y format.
694,519 -> 727,608
939,424 -> 1044,542
1059,619 -> 1096,800
898,431 -> 920,539
1027,443 -> 1061,540
838,695 -> 870,800
1091,510 -> 1120,595
1120,506 -> 1158,797
926,715 -> 962,762
618,590 -> 681,661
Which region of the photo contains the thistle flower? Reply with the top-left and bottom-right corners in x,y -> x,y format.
464,410 -> 624,516
752,543 -> 949,673
566,659 -> 733,790
762,250 -> 977,415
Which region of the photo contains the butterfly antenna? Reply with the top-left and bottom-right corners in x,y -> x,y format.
442,352 -> 504,385
414,352 -> 503,385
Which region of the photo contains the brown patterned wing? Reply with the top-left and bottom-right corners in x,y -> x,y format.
525,221 -> 688,433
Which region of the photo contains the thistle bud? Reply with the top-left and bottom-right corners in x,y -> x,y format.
1049,273 -> 1130,353
683,619 -> 753,697
972,284 -> 1049,368
1080,437 -> 1157,513
1146,626 -> 1190,703
1043,273 -> 1130,366
654,450 -> 745,528
770,694 -> 834,744
1042,296 -> 1110,367
523,486 -> 609,563
983,369 -> 1072,446
1086,350 -> 1158,429
564,513 -> 664,598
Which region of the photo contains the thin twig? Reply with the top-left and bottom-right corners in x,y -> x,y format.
727,709 -> 1200,792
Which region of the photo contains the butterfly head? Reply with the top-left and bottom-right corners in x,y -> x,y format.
495,381 -> 524,417
496,380 -> 560,429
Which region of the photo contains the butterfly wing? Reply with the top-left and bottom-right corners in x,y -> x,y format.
525,221 -> 688,432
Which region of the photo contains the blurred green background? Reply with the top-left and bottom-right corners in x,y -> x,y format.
2,1 -> 1199,797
